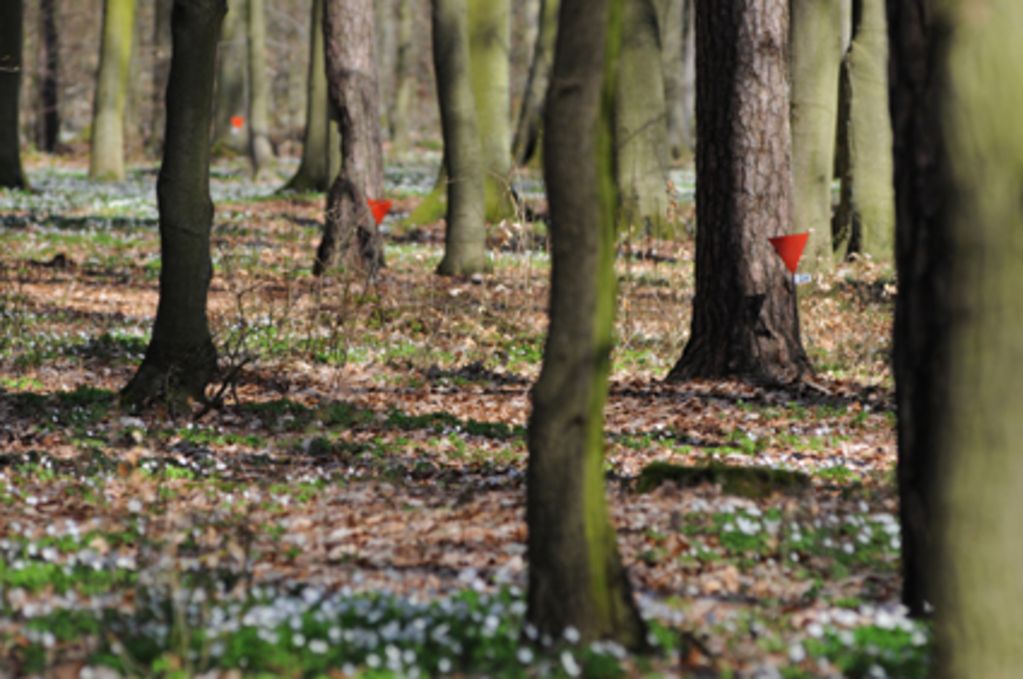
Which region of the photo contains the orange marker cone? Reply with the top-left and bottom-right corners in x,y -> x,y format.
367,198 -> 393,225
769,232 -> 809,274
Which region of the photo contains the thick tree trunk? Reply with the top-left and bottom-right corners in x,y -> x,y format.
836,0 -> 894,260
122,0 -> 225,410
211,0 -> 248,155
527,0 -> 646,648
615,0 -> 670,235
432,0 -> 486,276
389,0 -> 416,152
511,0 -> 559,167
283,0 -> 339,193
668,0 -> 810,385
37,0 -> 59,153
150,0 -> 173,153
90,0 -> 136,181
891,0 -> 1023,671
0,0 -> 27,189
246,0 -> 273,177
314,0 -> 386,276
789,0 -> 845,273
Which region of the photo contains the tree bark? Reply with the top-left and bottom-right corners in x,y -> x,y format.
246,0 -> 273,177
283,0 -> 340,193
37,0 -> 60,153
122,0 -> 225,410
835,0 -> 894,260
511,0 -> 559,167
90,0 -> 136,181
891,0 -> 1023,671
432,0 -> 486,276
150,0 -> 173,153
789,0 -> 845,273
314,0 -> 386,276
211,0 -> 248,155
615,0 -> 670,236
667,0 -> 810,385
389,0 -> 416,152
527,0 -> 646,648
658,0 -> 689,161
0,0 -> 27,189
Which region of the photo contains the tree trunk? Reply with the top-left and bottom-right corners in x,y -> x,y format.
314,0 -> 386,276
0,0 -> 26,189
527,0 -> 646,648
37,0 -> 59,153
283,0 -> 340,193
433,0 -> 486,276
835,0 -> 894,260
890,0 -> 1023,671
90,0 -> 136,181
789,0 -> 845,273
389,0 -> 416,152
246,0 -> 273,177
511,0 -> 559,167
150,0 -> 173,153
615,0 -> 670,236
468,0 -> 515,221
659,0 -> 688,161
667,0 -> 810,385
211,0 -> 248,155
122,0 -> 225,410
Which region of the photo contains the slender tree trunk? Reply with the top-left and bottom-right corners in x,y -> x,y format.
659,0 -> 687,161
38,0 -> 59,153
122,0 -> 225,410
891,0 -> 1023,670
0,0 -> 27,189
468,0 -> 515,221
511,0 -> 559,167
668,0 -> 810,385
283,0 -> 339,193
246,0 -> 273,177
433,0 -> 486,276
389,0 -> 415,152
789,0 -> 845,273
615,0 -> 670,235
314,0 -> 386,276
90,0 -> 136,181
527,0 -> 646,648
211,0 -> 248,155
150,0 -> 173,153
835,0 -> 894,260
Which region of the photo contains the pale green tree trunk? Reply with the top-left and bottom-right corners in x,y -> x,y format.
659,0 -> 690,161
468,0 -> 514,220
283,0 -> 339,193
789,0 -> 845,273
90,0 -> 136,181
615,0 -> 670,235
511,0 -> 559,166
0,0 -> 27,189
527,0 -> 646,647
211,0 -> 248,155
389,0 -> 416,152
835,0 -> 894,260
246,0 -> 273,177
433,0 -> 486,276
122,0 -> 225,409
891,0 -> 1023,670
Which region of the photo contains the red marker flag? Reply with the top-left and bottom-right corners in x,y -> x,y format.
367,198 -> 393,225
230,115 -> 245,129
769,232 -> 809,274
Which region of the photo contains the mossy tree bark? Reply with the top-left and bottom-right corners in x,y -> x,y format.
246,0 -> 273,177
835,0 -> 894,260
432,0 -> 486,276
668,0 -> 810,385
122,0 -> 225,410
527,0 -> 646,647
314,0 -> 385,276
283,0 -> 339,193
0,0 -> 27,189
615,0 -> 670,236
37,0 -> 60,153
90,0 -> 136,181
511,0 -> 559,167
658,0 -> 693,161
150,0 -> 173,153
891,0 -> 1023,670
211,0 -> 248,155
789,0 -> 845,274
389,0 -> 416,152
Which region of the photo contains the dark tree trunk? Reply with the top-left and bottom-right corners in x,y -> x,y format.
121,0 -> 225,410
38,0 -> 60,153
0,0 -> 27,189
527,0 -> 646,648
667,0 -> 810,385
150,0 -> 173,153
314,0 -> 386,276
511,0 -> 559,166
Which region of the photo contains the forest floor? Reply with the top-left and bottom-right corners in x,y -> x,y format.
0,155 -> 926,678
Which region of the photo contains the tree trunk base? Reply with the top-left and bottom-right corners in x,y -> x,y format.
314,176 -> 384,277
120,339 -> 217,413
